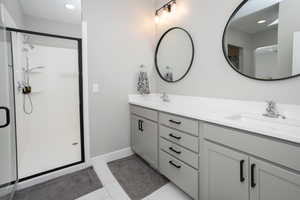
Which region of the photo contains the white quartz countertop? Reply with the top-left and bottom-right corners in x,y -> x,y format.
128,94 -> 300,144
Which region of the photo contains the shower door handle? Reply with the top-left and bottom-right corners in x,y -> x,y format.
0,107 -> 10,128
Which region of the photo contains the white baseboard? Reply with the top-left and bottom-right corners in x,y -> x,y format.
92,147 -> 134,163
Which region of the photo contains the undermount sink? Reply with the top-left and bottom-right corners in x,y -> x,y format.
225,113 -> 300,131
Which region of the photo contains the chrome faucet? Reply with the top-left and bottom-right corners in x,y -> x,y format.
263,100 -> 286,119
161,92 -> 170,102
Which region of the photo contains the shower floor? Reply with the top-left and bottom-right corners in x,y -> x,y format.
18,133 -> 81,179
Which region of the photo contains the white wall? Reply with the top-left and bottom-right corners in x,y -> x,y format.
24,15 -> 82,38
2,0 -> 81,37
2,0 -> 24,28
155,0 -> 300,105
252,28 -> 278,49
83,0 -> 156,156
293,32 -> 300,74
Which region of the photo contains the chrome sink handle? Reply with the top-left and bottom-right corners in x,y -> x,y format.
266,100 -> 277,114
264,100 -> 286,119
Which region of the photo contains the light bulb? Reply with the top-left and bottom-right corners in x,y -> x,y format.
257,19 -> 266,24
65,4 -> 75,10
172,2 -> 176,12
162,7 -> 168,17
155,14 -> 160,24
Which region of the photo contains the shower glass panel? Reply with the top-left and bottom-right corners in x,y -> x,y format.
9,30 -> 84,180
0,11 -> 18,200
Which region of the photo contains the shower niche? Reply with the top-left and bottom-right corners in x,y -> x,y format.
8,30 -> 84,180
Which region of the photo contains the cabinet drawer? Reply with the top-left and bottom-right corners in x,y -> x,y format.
160,125 -> 198,152
130,105 -> 158,121
159,150 -> 198,199
204,123 -> 300,172
160,138 -> 198,169
159,112 -> 198,136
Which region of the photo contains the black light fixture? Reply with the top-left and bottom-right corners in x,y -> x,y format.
155,0 -> 176,23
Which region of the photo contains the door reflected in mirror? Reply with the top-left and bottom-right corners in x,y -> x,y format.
155,27 -> 194,83
223,0 -> 300,81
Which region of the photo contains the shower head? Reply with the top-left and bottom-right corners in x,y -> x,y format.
23,35 -> 35,50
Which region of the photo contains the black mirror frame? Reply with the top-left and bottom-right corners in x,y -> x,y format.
222,0 -> 300,81
155,27 -> 195,83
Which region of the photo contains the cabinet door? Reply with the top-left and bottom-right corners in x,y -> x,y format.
131,116 -> 141,154
203,141 -> 249,200
131,115 -> 158,168
250,158 -> 300,200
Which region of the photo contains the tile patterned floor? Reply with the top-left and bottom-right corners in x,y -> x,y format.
76,156 -> 192,200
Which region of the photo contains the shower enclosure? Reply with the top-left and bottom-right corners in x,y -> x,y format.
1,27 -> 84,199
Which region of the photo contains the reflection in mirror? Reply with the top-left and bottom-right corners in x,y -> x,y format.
223,0 -> 300,80
155,27 -> 194,82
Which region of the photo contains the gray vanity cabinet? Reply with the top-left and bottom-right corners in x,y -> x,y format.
250,158 -> 300,200
203,126 -> 300,200
130,103 -> 300,200
203,141 -> 249,200
131,106 -> 158,169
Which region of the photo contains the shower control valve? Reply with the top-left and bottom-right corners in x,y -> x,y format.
22,86 -> 32,94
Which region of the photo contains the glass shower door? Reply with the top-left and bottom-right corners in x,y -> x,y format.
0,7 -> 18,200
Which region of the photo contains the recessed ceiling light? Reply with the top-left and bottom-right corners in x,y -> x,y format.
257,20 -> 266,24
65,4 -> 75,10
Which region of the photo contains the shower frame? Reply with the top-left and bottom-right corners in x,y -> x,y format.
6,27 -> 85,182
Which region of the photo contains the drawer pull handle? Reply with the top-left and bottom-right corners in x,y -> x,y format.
169,147 -> 181,154
240,160 -> 245,183
251,164 -> 256,188
169,160 -> 181,169
140,120 -> 144,132
169,119 -> 182,125
138,120 -> 141,131
169,134 -> 181,140
138,120 -> 144,132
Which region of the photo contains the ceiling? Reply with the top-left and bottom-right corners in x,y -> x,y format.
229,4 -> 279,34
19,0 -> 81,25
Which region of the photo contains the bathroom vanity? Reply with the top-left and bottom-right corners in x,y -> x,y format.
129,94 -> 300,200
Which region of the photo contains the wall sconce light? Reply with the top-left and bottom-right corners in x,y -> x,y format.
155,0 -> 176,23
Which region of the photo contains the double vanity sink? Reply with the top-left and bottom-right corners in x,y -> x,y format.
129,94 -> 300,200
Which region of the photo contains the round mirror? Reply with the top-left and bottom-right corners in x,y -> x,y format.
223,0 -> 300,81
155,27 -> 194,82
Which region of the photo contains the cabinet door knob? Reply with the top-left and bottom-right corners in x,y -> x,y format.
169,160 -> 181,169
251,164 -> 256,188
240,160 -> 245,183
